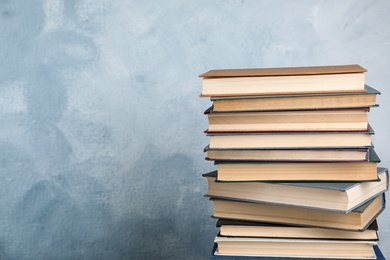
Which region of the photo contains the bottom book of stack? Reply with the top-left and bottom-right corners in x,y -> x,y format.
210,242 -> 385,260
211,219 -> 384,259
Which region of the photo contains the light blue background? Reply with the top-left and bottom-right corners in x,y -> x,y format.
0,1 -> 389,259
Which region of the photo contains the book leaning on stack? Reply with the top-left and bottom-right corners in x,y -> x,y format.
199,64 -> 388,259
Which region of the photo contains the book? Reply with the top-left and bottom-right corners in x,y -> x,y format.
211,193 -> 385,231
216,219 -> 379,241
204,146 -> 370,162
211,85 -> 379,112
214,236 -> 377,259
203,167 -> 388,212
209,243 -> 386,260
205,107 -> 369,132
200,64 -> 367,97
207,126 -> 374,149
214,149 -> 380,182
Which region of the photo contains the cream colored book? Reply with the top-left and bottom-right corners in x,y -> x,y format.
203,167 -> 388,212
214,149 -> 380,181
217,219 -> 379,240
207,126 -> 374,149
211,85 -> 379,112
211,193 -> 385,231
204,146 -> 370,162
214,236 -> 377,259
200,64 -> 367,97
206,108 -> 369,132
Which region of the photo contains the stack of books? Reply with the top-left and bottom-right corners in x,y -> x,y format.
199,64 -> 388,260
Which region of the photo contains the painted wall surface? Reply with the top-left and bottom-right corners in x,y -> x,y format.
0,1 -> 389,259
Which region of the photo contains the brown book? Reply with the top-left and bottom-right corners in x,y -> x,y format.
200,64 -> 367,97
211,85 -> 379,112
205,107 -> 369,132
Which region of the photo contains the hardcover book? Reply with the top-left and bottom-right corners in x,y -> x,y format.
216,219 -> 379,241
211,193 -> 385,231
209,243 -> 385,260
203,167 -> 388,212
204,145 -> 370,162
210,244 -> 386,260
214,236 -> 377,259
205,107 -> 369,132
210,85 -> 379,112
207,126 -> 374,149
200,64 -> 367,97
214,149 -> 380,182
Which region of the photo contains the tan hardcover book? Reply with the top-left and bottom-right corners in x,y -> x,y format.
203,167 -> 388,212
217,219 -> 379,240
211,85 -> 379,112
206,108 -> 369,132
211,193 -> 385,231
213,148 -> 380,182
200,64 -> 367,97
204,146 -> 370,162
207,127 -> 374,149
214,236 -> 377,259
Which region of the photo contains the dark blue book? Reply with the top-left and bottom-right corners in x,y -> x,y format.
209,243 -> 386,260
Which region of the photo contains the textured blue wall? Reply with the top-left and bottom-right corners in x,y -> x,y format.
0,1 -> 389,259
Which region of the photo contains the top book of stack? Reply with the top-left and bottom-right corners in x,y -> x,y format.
200,64 -> 367,97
